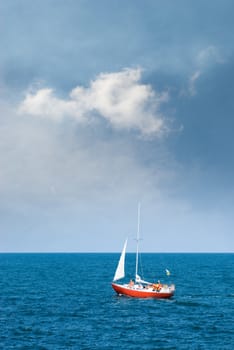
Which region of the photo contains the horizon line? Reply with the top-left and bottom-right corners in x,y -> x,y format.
0,251 -> 233,254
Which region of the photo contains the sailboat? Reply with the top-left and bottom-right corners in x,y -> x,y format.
111,204 -> 175,299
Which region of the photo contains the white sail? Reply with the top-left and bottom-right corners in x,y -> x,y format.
113,238 -> 128,281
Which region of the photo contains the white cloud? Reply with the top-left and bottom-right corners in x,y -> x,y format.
18,68 -> 169,137
18,88 -> 85,122
181,45 -> 226,96
188,70 -> 201,96
183,45 -> 225,97
180,69 -> 201,97
0,93 -> 167,203
197,45 -> 226,66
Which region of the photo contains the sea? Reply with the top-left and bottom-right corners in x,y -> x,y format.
0,253 -> 233,349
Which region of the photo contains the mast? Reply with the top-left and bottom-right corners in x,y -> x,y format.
135,202 -> 141,281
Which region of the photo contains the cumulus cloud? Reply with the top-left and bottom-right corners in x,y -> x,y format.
18,68 -> 169,137
0,106 -> 171,212
1,99 -> 177,251
18,88 -> 80,121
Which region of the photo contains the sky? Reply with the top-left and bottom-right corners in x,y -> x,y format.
0,0 -> 234,252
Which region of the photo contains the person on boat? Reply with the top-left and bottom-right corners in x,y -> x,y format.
128,279 -> 134,287
153,281 -> 162,291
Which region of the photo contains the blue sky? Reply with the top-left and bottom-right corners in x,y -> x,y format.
0,0 -> 234,252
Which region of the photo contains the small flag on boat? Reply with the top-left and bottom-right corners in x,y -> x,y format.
165,269 -> 171,276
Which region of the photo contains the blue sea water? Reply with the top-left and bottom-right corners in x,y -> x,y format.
0,253 -> 233,349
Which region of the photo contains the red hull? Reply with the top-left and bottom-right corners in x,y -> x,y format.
112,283 -> 174,299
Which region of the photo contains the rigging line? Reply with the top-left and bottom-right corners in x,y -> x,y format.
135,202 -> 141,279
139,250 -> 144,280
